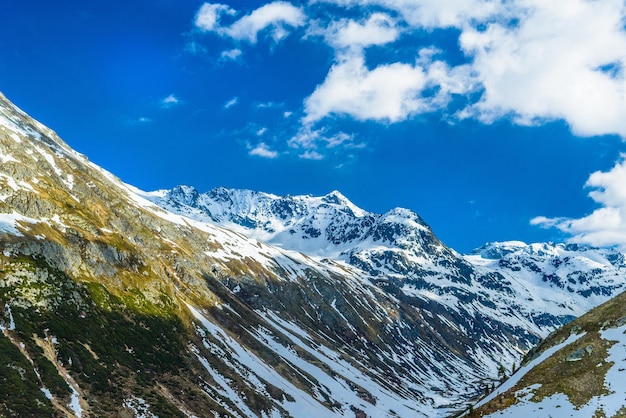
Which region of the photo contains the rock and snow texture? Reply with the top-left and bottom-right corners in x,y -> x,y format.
144,185 -> 626,413
479,323 -> 626,417
2,90 -> 626,416
151,185 -> 626,325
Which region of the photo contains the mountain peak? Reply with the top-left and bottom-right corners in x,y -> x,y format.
321,189 -> 347,203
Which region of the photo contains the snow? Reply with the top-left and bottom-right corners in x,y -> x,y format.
187,303 -> 336,417
1,304 -> 16,331
0,152 -> 19,164
258,310 -> 446,417
191,346 -> 258,418
67,377 -> 82,417
476,331 -> 586,409
32,145 -> 74,189
0,212 -> 39,236
482,323 -> 626,417
123,397 -> 158,418
0,172 -> 37,194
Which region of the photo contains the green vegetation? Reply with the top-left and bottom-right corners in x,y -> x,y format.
473,290 -> 626,416
0,333 -> 56,417
0,253 -> 206,417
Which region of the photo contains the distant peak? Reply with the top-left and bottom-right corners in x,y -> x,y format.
172,184 -> 197,194
168,185 -> 199,205
321,190 -> 348,204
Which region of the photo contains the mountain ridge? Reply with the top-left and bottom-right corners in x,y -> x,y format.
1,90 -> 626,417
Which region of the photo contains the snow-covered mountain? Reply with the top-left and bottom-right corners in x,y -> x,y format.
142,184 -> 626,411
150,185 -> 626,316
1,90 -> 626,417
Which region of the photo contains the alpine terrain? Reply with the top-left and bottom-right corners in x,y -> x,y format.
1,90 -> 625,417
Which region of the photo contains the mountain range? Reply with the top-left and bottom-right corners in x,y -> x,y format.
1,90 -> 624,417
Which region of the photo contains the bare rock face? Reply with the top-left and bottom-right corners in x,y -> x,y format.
1,91 -> 625,417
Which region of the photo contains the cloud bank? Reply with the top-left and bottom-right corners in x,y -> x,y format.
191,0 -> 626,172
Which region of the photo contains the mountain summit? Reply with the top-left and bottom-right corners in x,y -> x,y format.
1,91 -> 625,417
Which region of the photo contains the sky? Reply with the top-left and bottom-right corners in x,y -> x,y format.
1,0 -> 626,253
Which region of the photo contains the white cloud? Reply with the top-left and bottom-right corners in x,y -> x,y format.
161,94 -> 181,108
288,126 -> 356,151
220,48 -> 242,61
304,53 -> 426,122
323,13 -> 400,50
318,0 -> 503,29
459,0 -> 626,137
532,155 -> 626,249
129,117 -> 152,125
227,2 -> 305,43
195,3 -> 235,31
194,0 -> 626,160
299,150 -> 324,160
224,97 -> 238,109
249,142 -> 279,158
255,101 -> 282,109
305,0 -> 626,140
303,51 -> 472,123
195,2 -> 305,44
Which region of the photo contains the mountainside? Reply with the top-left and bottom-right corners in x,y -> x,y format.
150,185 -> 626,323
470,288 -> 626,417
1,90 -> 626,417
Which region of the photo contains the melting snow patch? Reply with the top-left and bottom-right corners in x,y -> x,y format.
67,378 -> 82,418
0,152 -> 19,164
0,212 -> 38,236
123,397 -> 157,418
1,304 -> 16,331
186,303 -> 340,418
41,387 -> 53,400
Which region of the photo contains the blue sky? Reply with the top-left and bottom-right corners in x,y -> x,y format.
1,0 -> 626,252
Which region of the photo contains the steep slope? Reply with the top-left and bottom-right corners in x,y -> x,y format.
151,186 -> 626,330
147,185 -> 626,414
1,90 -> 625,417
0,91 -> 504,416
470,289 -> 626,417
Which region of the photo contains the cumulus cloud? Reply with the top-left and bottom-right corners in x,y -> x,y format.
191,0 -> 626,161
532,155 -> 626,249
459,0 -> 626,137
249,142 -> 279,158
195,3 -> 235,31
299,150 -> 324,160
227,2 -> 305,42
323,12 -> 400,50
304,53 -> 427,123
195,1 -> 305,44
303,50 -> 473,123
302,0 -> 626,140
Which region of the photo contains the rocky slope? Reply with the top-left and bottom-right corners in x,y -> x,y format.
150,186 -> 626,327
469,289 -> 626,417
1,90 -> 625,417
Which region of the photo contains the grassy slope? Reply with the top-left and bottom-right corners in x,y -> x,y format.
470,290 -> 626,417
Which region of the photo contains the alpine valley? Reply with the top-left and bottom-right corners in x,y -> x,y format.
1,90 -> 625,418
